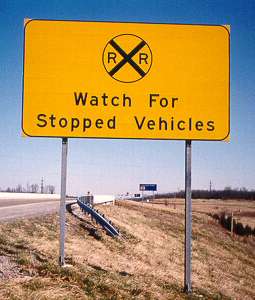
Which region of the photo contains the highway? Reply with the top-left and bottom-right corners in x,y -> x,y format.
0,193 -> 115,222
0,196 -> 74,221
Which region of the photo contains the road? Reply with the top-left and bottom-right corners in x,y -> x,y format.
0,198 -> 74,221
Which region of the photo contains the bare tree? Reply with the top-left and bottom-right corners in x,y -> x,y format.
48,185 -> 55,194
31,184 -> 39,193
26,183 -> 31,193
224,186 -> 232,191
44,185 -> 55,194
15,184 -> 23,193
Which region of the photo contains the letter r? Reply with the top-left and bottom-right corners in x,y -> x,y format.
139,53 -> 148,64
108,52 -> 117,63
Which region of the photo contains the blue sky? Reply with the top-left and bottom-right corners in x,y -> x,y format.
0,0 -> 255,195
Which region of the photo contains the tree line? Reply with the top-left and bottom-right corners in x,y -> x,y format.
0,183 -> 55,194
155,187 -> 255,200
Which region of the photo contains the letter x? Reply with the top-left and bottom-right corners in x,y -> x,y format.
109,39 -> 146,77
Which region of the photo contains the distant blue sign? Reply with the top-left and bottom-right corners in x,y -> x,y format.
139,184 -> 157,191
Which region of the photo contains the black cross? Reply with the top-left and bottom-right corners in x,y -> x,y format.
109,39 -> 147,77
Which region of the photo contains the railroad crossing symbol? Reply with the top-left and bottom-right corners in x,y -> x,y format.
103,34 -> 152,83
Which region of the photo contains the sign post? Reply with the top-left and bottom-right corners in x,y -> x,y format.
59,137 -> 68,266
184,140 -> 192,292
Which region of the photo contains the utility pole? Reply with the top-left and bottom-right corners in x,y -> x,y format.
41,177 -> 44,194
209,180 -> 212,193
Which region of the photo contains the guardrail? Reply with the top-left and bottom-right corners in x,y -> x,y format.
77,198 -> 120,237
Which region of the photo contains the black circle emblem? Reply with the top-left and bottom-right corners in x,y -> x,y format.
103,34 -> 152,83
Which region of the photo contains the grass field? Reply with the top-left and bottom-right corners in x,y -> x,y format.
147,198 -> 255,227
0,199 -> 254,299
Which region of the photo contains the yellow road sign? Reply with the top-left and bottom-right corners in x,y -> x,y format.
22,20 -> 230,140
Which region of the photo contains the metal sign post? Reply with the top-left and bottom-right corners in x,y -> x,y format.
59,137 -> 68,266
184,140 -> 192,292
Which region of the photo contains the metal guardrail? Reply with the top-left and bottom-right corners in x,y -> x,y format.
77,198 -> 119,237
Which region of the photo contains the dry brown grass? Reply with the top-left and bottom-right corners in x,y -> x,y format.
0,199 -> 254,299
151,198 -> 255,227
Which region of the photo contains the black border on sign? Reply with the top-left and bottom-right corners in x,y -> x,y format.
22,19 -> 230,141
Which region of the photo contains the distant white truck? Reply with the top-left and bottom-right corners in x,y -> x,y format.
79,194 -> 115,206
